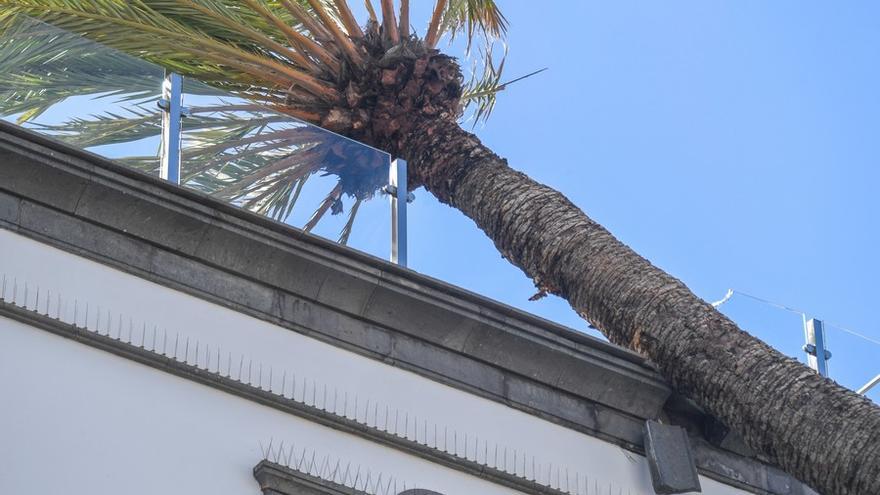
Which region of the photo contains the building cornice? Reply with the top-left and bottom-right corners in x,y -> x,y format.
0,122 -> 813,494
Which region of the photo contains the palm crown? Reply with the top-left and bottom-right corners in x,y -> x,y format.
0,0 -> 512,240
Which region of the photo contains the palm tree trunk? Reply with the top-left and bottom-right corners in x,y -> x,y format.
404,118 -> 880,495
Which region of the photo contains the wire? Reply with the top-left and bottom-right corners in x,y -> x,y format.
713,288 -> 880,348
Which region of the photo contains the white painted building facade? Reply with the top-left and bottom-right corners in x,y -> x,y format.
0,123 -> 814,495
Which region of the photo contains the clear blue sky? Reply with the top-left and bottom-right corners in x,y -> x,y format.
6,2 -> 879,401
399,1 -> 880,401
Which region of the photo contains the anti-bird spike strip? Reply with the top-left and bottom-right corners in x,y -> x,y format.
0,277 -> 595,495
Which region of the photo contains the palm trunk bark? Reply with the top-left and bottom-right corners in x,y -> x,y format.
404,118 -> 880,495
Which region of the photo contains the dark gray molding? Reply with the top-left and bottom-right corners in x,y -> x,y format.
0,122 -> 814,495
254,460 -> 369,495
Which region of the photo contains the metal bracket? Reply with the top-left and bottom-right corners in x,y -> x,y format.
159,71 -> 185,184
388,159 -> 408,267
803,318 -> 831,377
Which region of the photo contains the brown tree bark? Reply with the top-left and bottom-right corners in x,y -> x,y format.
404,118 -> 880,495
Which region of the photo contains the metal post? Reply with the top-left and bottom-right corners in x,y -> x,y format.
389,158 -> 407,267
857,374 -> 880,395
803,318 -> 831,377
158,71 -> 183,184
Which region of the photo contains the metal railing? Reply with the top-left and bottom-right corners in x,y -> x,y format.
0,15 -> 408,266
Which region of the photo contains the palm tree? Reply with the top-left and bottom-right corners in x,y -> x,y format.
0,2 -> 877,494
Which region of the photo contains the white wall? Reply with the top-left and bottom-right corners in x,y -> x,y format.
0,228 -> 746,495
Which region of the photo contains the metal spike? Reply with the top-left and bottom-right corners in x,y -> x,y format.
173,333 -> 180,360
330,459 -> 341,482
342,462 -> 351,487
24,282 -> 28,310
322,383 -> 327,410
343,392 -> 349,418
151,325 -> 157,351
216,346 -> 221,374
307,451 -> 316,475
162,329 -> 168,356
106,309 -> 111,335
258,363 -> 263,389
34,285 -> 40,312
238,355 -> 244,381
96,305 -> 102,333
141,323 -> 147,348
374,403 -> 379,429
227,352 -> 232,378
248,359 -> 253,385
332,389 -> 337,414
206,344 -> 211,371
56,293 -> 61,320
405,412 -> 409,439
84,301 -> 89,329
184,337 -> 190,363
285,443 -> 295,466
116,314 -> 122,340
194,340 -> 200,365
269,366 -> 273,392
266,438 -> 274,461
0,273 -> 6,301
311,379 -> 317,406
281,371 -> 287,398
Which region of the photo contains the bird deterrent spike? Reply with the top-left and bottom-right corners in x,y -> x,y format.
194,340 -> 200,366
227,352 -> 232,378
162,329 -> 168,356
322,383 -> 327,411
269,366 -> 273,392
173,333 -> 180,360
216,346 -> 221,374
285,443 -> 295,467
96,305 -> 101,333
248,359 -> 253,385
0,273 -> 6,301
34,285 -> 40,312
275,440 -> 284,463
206,344 -> 211,371
56,293 -> 61,320
281,371 -> 287,398
184,337 -> 190,363
342,462 -> 351,487
140,323 -> 147,348
258,363 -> 263,389
332,389 -> 338,414
73,298 -> 78,327
238,355 -> 244,381
23,282 -> 29,310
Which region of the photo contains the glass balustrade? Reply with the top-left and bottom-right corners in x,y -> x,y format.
0,15 -> 394,261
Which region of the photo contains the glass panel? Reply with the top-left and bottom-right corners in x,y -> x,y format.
0,15 -> 392,260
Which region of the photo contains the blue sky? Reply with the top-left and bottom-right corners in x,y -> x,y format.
400,1 -> 880,401
4,2 -> 878,401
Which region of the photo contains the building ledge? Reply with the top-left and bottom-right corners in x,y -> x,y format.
0,121 -> 813,495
